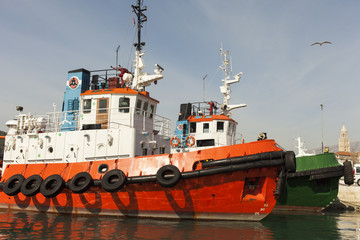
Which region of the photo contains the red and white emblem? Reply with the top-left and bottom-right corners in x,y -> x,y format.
68,76 -> 80,89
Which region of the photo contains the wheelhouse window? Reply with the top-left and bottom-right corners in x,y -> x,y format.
149,105 -> 154,119
190,122 -> 196,133
119,97 -> 130,113
136,99 -> 142,114
203,123 -> 209,133
142,102 -> 148,117
197,139 -> 215,147
217,121 -> 224,132
159,147 -> 165,154
227,123 -> 232,135
98,99 -> 108,113
83,99 -> 92,114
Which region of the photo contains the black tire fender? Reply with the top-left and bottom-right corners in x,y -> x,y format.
20,175 -> 43,197
101,169 -> 127,192
284,151 -> 296,173
343,160 -> 354,185
156,165 -> 181,187
40,174 -> 65,198
69,172 -> 93,194
3,174 -> 25,196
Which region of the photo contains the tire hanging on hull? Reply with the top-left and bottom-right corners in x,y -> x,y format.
20,175 -> 43,197
69,172 -> 94,194
40,174 -> 65,198
101,169 -> 127,192
156,165 -> 181,187
3,174 -> 25,196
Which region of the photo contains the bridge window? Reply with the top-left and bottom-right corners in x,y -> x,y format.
197,139 -> 215,147
136,100 -> 142,114
119,97 -> 130,113
190,122 -> 196,133
227,123 -> 232,134
149,105 -> 154,118
203,123 -> 209,133
143,102 -> 148,117
217,121 -> 224,132
98,99 -> 108,113
159,147 -> 165,154
83,99 -> 92,114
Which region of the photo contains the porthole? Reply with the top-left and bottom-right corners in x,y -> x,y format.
48,147 -> 53,153
98,164 -> 109,174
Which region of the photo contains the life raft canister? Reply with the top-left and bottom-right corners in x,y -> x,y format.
170,136 -> 180,147
185,136 -> 195,147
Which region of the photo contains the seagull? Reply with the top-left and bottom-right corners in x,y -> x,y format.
311,41 -> 332,46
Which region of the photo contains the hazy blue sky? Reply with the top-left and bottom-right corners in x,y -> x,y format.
1,0 -> 359,152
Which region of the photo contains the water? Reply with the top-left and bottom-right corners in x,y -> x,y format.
0,210 -> 359,240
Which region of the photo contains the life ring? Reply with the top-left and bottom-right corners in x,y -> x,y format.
40,174 -> 65,198
101,169 -> 127,192
170,137 -> 180,147
185,136 -> 195,147
3,174 -> 25,196
156,165 -> 181,187
69,172 -> 93,194
20,175 -> 43,197
177,124 -> 183,131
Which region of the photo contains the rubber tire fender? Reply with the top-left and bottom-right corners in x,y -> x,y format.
284,151 -> 296,173
3,174 -> 25,196
69,172 -> 93,194
40,174 -> 65,198
101,169 -> 127,192
343,160 -> 354,185
20,175 -> 43,197
156,165 -> 181,187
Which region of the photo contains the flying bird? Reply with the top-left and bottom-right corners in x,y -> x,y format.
311,41 -> 332,46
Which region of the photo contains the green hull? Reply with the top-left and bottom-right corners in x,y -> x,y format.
275,153 -> 341,211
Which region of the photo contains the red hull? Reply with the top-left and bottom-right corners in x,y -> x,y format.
0,140 -> 284,221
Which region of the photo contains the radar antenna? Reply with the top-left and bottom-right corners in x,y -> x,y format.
132,0 -> 147,51
131,0 -> 164,91
219,48 -> 247,116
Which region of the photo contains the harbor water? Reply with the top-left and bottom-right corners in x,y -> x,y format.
0,209 -> 360,240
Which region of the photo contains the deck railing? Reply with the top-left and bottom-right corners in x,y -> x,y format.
13,107 -> 172,138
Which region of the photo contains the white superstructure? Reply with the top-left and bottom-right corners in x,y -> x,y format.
2,1 -> 171,171
170,49 -> 247,153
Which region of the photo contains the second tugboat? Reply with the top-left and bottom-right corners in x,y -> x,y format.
0,0 -> 295,221
274,137 -> 354,212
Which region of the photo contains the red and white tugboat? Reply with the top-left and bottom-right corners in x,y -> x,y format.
0,0 -> 295,221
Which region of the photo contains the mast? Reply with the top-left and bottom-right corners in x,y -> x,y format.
132,0 -> 147,52
131,0 -> 164,91
219,48 -> 247,116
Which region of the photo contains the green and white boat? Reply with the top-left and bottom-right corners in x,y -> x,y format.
275,137 -> 353,212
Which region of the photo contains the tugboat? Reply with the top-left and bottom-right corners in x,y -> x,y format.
274,137 -> 354,212
0,0 -> 295,221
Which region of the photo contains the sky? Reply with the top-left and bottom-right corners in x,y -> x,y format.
1,0 -> 360,152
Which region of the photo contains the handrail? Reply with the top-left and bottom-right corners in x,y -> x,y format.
11,106 -> 172,137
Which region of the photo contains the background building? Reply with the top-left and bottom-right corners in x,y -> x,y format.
335,125 -> 360,164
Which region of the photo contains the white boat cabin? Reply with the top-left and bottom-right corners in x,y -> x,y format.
3,66 -> 171,169
170,48 -> 247,153
171,102 -> 241,153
